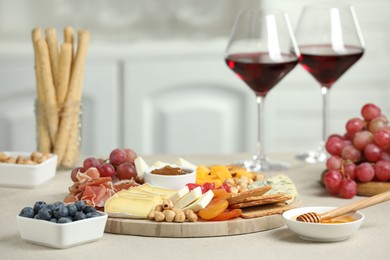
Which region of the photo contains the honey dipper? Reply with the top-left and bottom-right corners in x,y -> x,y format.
296,190 -> 390,223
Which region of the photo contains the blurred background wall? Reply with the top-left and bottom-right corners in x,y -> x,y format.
0,0 -> 389,157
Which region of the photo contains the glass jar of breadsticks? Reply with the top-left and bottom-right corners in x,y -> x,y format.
32,27 -> 89,169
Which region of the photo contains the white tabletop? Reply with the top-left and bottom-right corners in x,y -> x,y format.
0,153 -> 388,259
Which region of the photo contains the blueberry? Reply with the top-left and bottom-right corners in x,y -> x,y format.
66,204 -> 77,217
75,201 -> 86,211
19,207 -> 35,218
49,218 -> 58,223
38,207 -> 52,220
57,217 -> 72,224
86,212 -> 100,218
46,204 -> 55,211
83,205 -> 96,214
53,205 -> 69,219
53,201 -> 64,208
74,211 -> 86,221
34,214 -> 40,219
33,201 -> 47,214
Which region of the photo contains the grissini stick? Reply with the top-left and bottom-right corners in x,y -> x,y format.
36,38 -> 59,145
297,190 -> 390,223
32,28 -> 51,153
45,28 -> 60,90
56,43 -> 72,111
64,26 -> 74,57
56,30 -> 90,167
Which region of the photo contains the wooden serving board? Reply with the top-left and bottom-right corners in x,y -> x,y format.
357,182 -> 390,196
104,214 -> 284,238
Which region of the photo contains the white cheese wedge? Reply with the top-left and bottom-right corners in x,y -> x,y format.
134,156 -> 149,180
104,195 -> 160,218
176,157 -> 197,169
174,186 -> 202,209
182,189 -> 214,212
153,161 -> 171,167
168,185 -> 190,204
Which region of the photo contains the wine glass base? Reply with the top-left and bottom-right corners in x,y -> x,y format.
237,158 -> 289,172
296,150 -> 328,164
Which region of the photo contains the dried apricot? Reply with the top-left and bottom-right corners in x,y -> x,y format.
198,199 -> 229,220
210,209 -> 242,221
212,189 -> 231,200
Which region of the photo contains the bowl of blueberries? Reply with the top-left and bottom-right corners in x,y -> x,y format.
17,200 -> 107,249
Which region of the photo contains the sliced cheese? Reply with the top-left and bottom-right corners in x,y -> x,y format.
174,186 -> 202,209
176,157 -> 197,169
168,185 -> 190,204
137,183 -> 177,198
134,156 -> 149,179
182,189 -> 214,212
104,196 -> 159,218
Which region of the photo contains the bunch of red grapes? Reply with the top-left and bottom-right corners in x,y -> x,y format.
70,148 -> 139,182
324,103 -> 390,198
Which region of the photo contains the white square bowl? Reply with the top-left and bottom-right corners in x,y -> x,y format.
17,212 -> 108,249
0,152 -> 57,188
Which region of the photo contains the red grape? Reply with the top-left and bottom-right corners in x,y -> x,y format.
97,163 -> 116,178
353,130 -> 374,151
381,152 -> 390,162
109,148 -> 127,166
116,163 -> 137,180
343,162 -> 356,180
326,156 -> 343,170
124,148 -> 137,163
70,167 -> 84,182
345,117 -> 364,135
368,116 -> 388,133
355,162 -> 375,182
323,170 -> 342,192
83,157 -> 101,170
325,135 -> 346,156
364,143 -> 382,162
361,103 -> 381,121
341,145 -> 361,162
373,129 -> 390,149
338,179 -> 357,199
374,160 -> 390,182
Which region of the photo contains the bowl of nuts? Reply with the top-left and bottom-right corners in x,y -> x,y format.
0,151 -> 57,188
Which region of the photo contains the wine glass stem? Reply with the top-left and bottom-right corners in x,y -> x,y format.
255,95 -> 266,162
321,86 -> 330,150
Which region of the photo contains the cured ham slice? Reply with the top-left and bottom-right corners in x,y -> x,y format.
64,166 -> 140,208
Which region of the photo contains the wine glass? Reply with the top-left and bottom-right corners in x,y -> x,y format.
295,3 -> 365,163
225,10 -> 300,171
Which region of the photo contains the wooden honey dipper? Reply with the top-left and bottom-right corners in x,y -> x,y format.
296,190 -> 390,223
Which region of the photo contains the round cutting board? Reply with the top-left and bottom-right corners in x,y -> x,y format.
357,182 -> 390,196
105,214 -> 284,238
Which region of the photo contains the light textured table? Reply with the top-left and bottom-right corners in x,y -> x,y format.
1,153 -> 388,260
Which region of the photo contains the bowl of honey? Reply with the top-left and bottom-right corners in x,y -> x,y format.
282,206 -> 364,242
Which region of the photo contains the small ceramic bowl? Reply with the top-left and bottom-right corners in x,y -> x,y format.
282,206 -> 364,242
0,152 -> 57,188
144,165 -> 196,190
16,211 -> 107,249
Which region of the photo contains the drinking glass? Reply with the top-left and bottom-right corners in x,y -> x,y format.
225,10 -> 300,171
295,3 -> 365,163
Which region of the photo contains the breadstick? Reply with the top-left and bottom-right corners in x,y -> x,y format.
64,26 -> 74,56
56,43 -> 72,110
32,28 -> 51,153
45,28 -> 60,90
36,38 -> 59,145
56,30 -> 90,167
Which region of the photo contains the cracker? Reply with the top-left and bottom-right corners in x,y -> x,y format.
240,201 -> 298,219
229,193 -> 292,209
227,185 -> 272,205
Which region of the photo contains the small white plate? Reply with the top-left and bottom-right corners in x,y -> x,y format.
0,152 -> 57,188
17,212 -> 107,249
283,206 -> 364,242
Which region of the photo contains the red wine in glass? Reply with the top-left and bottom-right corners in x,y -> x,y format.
225,52 -> 298,96
300,44 -> 364,88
